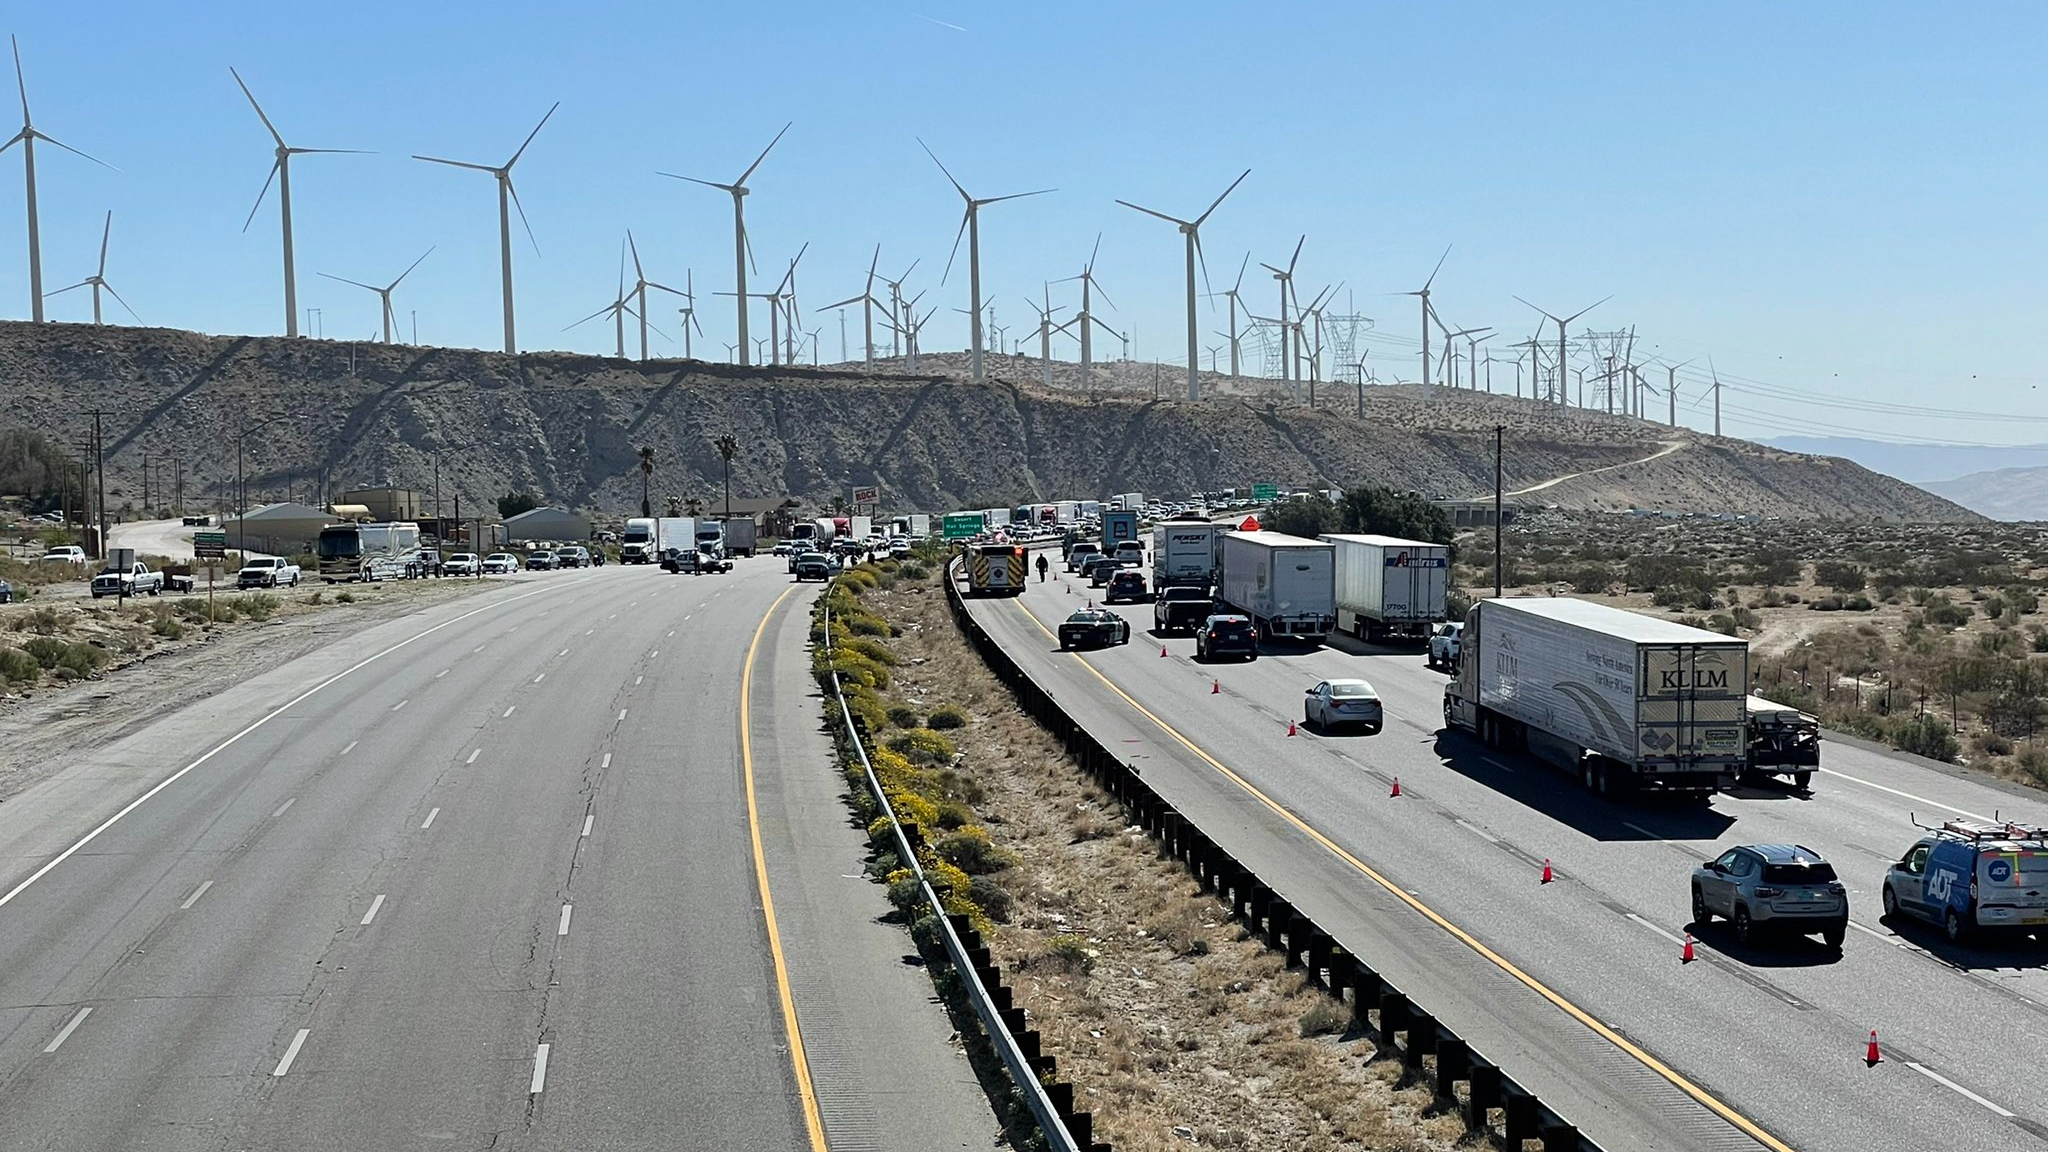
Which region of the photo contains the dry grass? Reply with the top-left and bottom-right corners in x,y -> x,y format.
866,572 -> 1464,1152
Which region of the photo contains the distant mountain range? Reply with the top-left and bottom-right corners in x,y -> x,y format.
1917,467 -> 2047,522
1758,436 -> 2048,484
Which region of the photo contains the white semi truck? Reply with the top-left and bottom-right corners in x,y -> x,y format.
1216,531 -> 1336,641
1151,521 -> 1227,589
1442,597 -> 1751,798
1322,533 -> 1450,643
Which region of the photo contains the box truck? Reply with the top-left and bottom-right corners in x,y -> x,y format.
1442,597 -> 1750,798
1152,521 -> 1226,589
1216,532 -> 1336,640
1322,534 -> 1450,642
1114,492 -> 1144,511
1102,510 -> 1141,552
721,518 -> 758,556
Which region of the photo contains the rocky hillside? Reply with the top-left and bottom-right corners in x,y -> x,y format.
0,322 -> 1975,523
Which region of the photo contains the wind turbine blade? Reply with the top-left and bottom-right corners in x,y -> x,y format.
1259,263 -> 1287,277
1230,251 -> 1249,294
390,245 -> 434,289
96,210 -> 110,276
42,280 -> 90,297
1086,231 -> 1102,272
11,36 -> 27,124
35,132 -> 115,170
817,294 -> 865,311
1092,276 -> 1116,312
897,258 -> 920,283
241,160 -> 280,232
735,120 -> 791,186
228,66 -> 286,148
743,226 -> 757,276
940,208 -> 969,285
980,188 -> 1054,204
1512,295 -> 1562,323
1194,230 -> 1213,299
689,310 -> 703,336
616,238 -> 627,297
414,154 -> 495,173
0,130 -> 22,156
318,272 -> 382,292
1421,244 -> 1451,291
1116,199 -> 1188,227
1193,167 -> 1250,226
564,303 -> 615,331
505,101 -> 559,169
917,137 -> 971,201
658,172 -> 739,192
1286,235 -> 1305,276
628,229 -> 644,281
643,281 -> 685,298
1562,294 -> 1614,325
102,281 -> 141,323
287,147 -> 374,156
506,176 -> 541,256
866,243 -> 881,287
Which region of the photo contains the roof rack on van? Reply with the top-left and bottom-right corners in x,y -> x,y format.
1916,815 -> 2048,843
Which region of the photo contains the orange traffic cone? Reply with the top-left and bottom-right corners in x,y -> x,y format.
1865,1030 -> 1881,1067
1159,645 -> 1168,658
1211,679 -> 1221,695
1540,858 -> 1553,884
1389,776 -> 1402,798
1682,933 -> 1696,964
1287,720 -> 1298,737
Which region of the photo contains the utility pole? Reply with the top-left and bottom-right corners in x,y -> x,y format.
1493,424 -> 1505,599
85,410 -> 112,556
141,451 -> 151,514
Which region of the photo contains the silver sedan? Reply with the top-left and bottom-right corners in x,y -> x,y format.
1304,678 -> 1384,734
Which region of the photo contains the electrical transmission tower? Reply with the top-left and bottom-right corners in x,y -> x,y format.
1322,314 -> 1368,384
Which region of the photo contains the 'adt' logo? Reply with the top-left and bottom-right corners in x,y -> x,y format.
1988,858 -> 2014,884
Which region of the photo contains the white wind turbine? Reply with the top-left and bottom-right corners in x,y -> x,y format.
625,231 -> 686,361
921,138 -> 1053,381
675,270 -> 703,359
1051,233 -> 1118,385
660,122 -> 789,367
817,246 -> 887,372
318,247 -> 432,344
46,210 -> 137,325
1403,245 -> 1451,388
1260,235 -> 1304,391
1204,252 -> 1252,377
1022,283 -> 1064,387
565,240 -> 636,358
875,259 -> 918,360
1514,293 -> 1610,407
413,102 -> 558,354
232,67 -> 369,339
1116,168 -> 1250,402
4,37 -> 113,323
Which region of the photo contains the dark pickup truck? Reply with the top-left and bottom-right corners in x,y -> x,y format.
1153,586 -> 1213,635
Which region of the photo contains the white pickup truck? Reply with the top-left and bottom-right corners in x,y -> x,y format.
90,562 -> 164,599
237,557 -> 303,589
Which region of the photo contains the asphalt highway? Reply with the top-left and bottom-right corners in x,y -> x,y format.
0,561 -> 994,1150
970,571 -> 2048,1152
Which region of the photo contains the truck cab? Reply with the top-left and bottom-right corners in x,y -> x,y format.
1742,695 -> 1820,790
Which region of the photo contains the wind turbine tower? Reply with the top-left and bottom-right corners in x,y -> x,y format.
626,231 -> 685,361
818,246 -> 886,372
1514,294 -> 1610,407
921,138 -> 1052,381
46,211 -> 138,325
1115,168 -> 1250,402
1260,236 -> 1304,391
414,103 -> 559,354
232,68 -> 367,339
318,247 -> 432,344
1404,246 -> 1450,389
660,122 -> 789,367
1053,233 -> 1119,385
6,38 -> 113,324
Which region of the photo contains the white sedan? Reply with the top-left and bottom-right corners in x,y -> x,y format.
1304,678 -> 1384,735
481,553 -> 519,575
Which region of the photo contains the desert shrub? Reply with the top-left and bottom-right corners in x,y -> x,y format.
1705,614 -> 1739,636
335,591 -> 356,603
1814,561 -> 1866,592
237,593 -> 279,621
151,615 -> 185,640
968,875 -> 1014,923
2014,748 -> 2048,787
887,727 -> 958,765
898,563 -> 930,582
21,636 -> 69,669
1923,596 -> 1972,629
1569,564 -> 1613,594
1891,714 -> 1960,762
1810,596 -> 1845,612
828,649 -> 890,690
844,613 -> 888,637
847,637 -> 898,666
1653,584 -> 1715,610
884,869 -> 925,915
23,637 -> 108,678
1844,594 -> 1873,611
1047,933 -> 1098,973
885,705 -> 923,729
1630,554 -> 1715,593
1299,998 -> 1350,1038
934,799 -> 975,830
0,646 -> 39,683
926,705 -> 968,730
1973,732 -> 2015,758
935,826 -> 1015,874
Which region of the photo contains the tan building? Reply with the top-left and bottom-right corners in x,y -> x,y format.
339,488 -> 424,523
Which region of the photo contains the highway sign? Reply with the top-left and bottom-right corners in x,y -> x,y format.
1252,483 -> 1279,502
942,513 -> 983,540
193,530 -> 228,559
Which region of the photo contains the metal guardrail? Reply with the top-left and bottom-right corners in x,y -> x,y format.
941,556 -> 1606,1152
819,599 -> 1093,1152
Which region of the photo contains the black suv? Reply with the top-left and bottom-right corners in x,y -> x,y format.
1194,614 -> 1258,662
1105,569 -> 1148,604
1153,587 -> 1212,635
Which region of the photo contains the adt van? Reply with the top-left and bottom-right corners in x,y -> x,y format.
1882,818 -> 2048,943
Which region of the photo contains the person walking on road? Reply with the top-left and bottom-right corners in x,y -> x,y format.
1036,553 -> 1049,583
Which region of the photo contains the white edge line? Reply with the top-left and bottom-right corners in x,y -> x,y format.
617,709 -> 627,721
503,706 -> 516,718
1846,920 -> 1891,941
179,879 -> 214,910
581,814 -> 593,837
421,807 -> 440,830
599,753 -> 611,769
272,1027 -> 310,1076
530,1042 -> 550,1093
1622,821 -> 1680,843
558,904 -> 573,935
1453,818 -> 1499,843
1624,912 -> 1686,947
270,798 -> 296,819
466,749 -> 480,764
360,894 -> 387,925
1905,1061 -> 2016,1117
43,1006 -> 91,1053
533,673 -> 545,683
1818,767 -> 1994,822
0,582 -> 565,908
340,740 -> 358,756
634,676 -> 643,686
391,699 -> 409,712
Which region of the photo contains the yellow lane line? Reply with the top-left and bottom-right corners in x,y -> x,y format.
1005,595 -> 1794,1152
741,582 -> 830,1152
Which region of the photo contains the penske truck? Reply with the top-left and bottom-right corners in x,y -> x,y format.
1442,597 -> 1751,798
1151,521 -> 1226,589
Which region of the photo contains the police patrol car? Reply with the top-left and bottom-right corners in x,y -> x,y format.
1881,817 -> 2048,943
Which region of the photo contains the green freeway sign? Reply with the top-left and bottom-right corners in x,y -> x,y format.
942,513 -> 984,540
193,530 -> 228,559
1252,483 -> 1279,502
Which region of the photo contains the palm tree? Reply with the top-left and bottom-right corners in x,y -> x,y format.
713,435 -> 738,524
684,496 -> 704,517
637,446 -> 655,517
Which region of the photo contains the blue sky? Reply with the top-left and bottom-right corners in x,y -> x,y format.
4,1 -> 2045,446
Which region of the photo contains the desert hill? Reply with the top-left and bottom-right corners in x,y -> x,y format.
0,322 -> 1975,523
